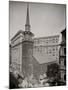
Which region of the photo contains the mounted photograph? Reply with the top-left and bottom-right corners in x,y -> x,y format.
9,1 -> 66,89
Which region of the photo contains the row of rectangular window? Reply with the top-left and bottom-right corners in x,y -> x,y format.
33,47 -> 58,51
33,50 -> 59,56
34,38 -> 59,45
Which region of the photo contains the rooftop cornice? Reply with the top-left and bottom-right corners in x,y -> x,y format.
11,30 -> 24,41
33,35 -> 59,40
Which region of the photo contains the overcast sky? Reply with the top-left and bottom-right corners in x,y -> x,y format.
9,1 -> 66,40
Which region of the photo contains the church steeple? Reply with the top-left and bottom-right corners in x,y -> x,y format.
25,3 -> 30,31
22,3 -> 34,77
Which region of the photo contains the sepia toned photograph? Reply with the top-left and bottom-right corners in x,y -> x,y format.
9,1 -> 66,89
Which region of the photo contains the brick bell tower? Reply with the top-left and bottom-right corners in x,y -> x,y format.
22,3 -> 34,77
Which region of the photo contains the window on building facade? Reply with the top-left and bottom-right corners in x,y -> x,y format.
56,53 -> 58,56
40,39 -> 43,45
49,49 -> 51,54
52,38 -> 55,43
45,48 -> 46,53
42,39 -> 45,45
38,46 -> 40,52
53,54 -> 55,56
42,47 -> 45,53
34,47 -> 37,51
46,40 -> 48,43
39,47 -> 41,52
44,39 -> 46,45
56,47 -> 58,50
34,39 -> 38,45
53,48 -> 55,51
34,40 -> 36,45
53,52 -> 55,56
56,38 -> 58,43
46,47 -> 48,54
37,39 -> 40,44
38,47 -> 42,52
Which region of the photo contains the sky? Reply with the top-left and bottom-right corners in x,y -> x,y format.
9,1 -> 66,40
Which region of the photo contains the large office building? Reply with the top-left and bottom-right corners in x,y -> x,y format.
33,35 -> 59,64
10,4 -> 60,79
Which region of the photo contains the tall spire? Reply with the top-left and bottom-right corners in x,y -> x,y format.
25,3 -> 30,31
